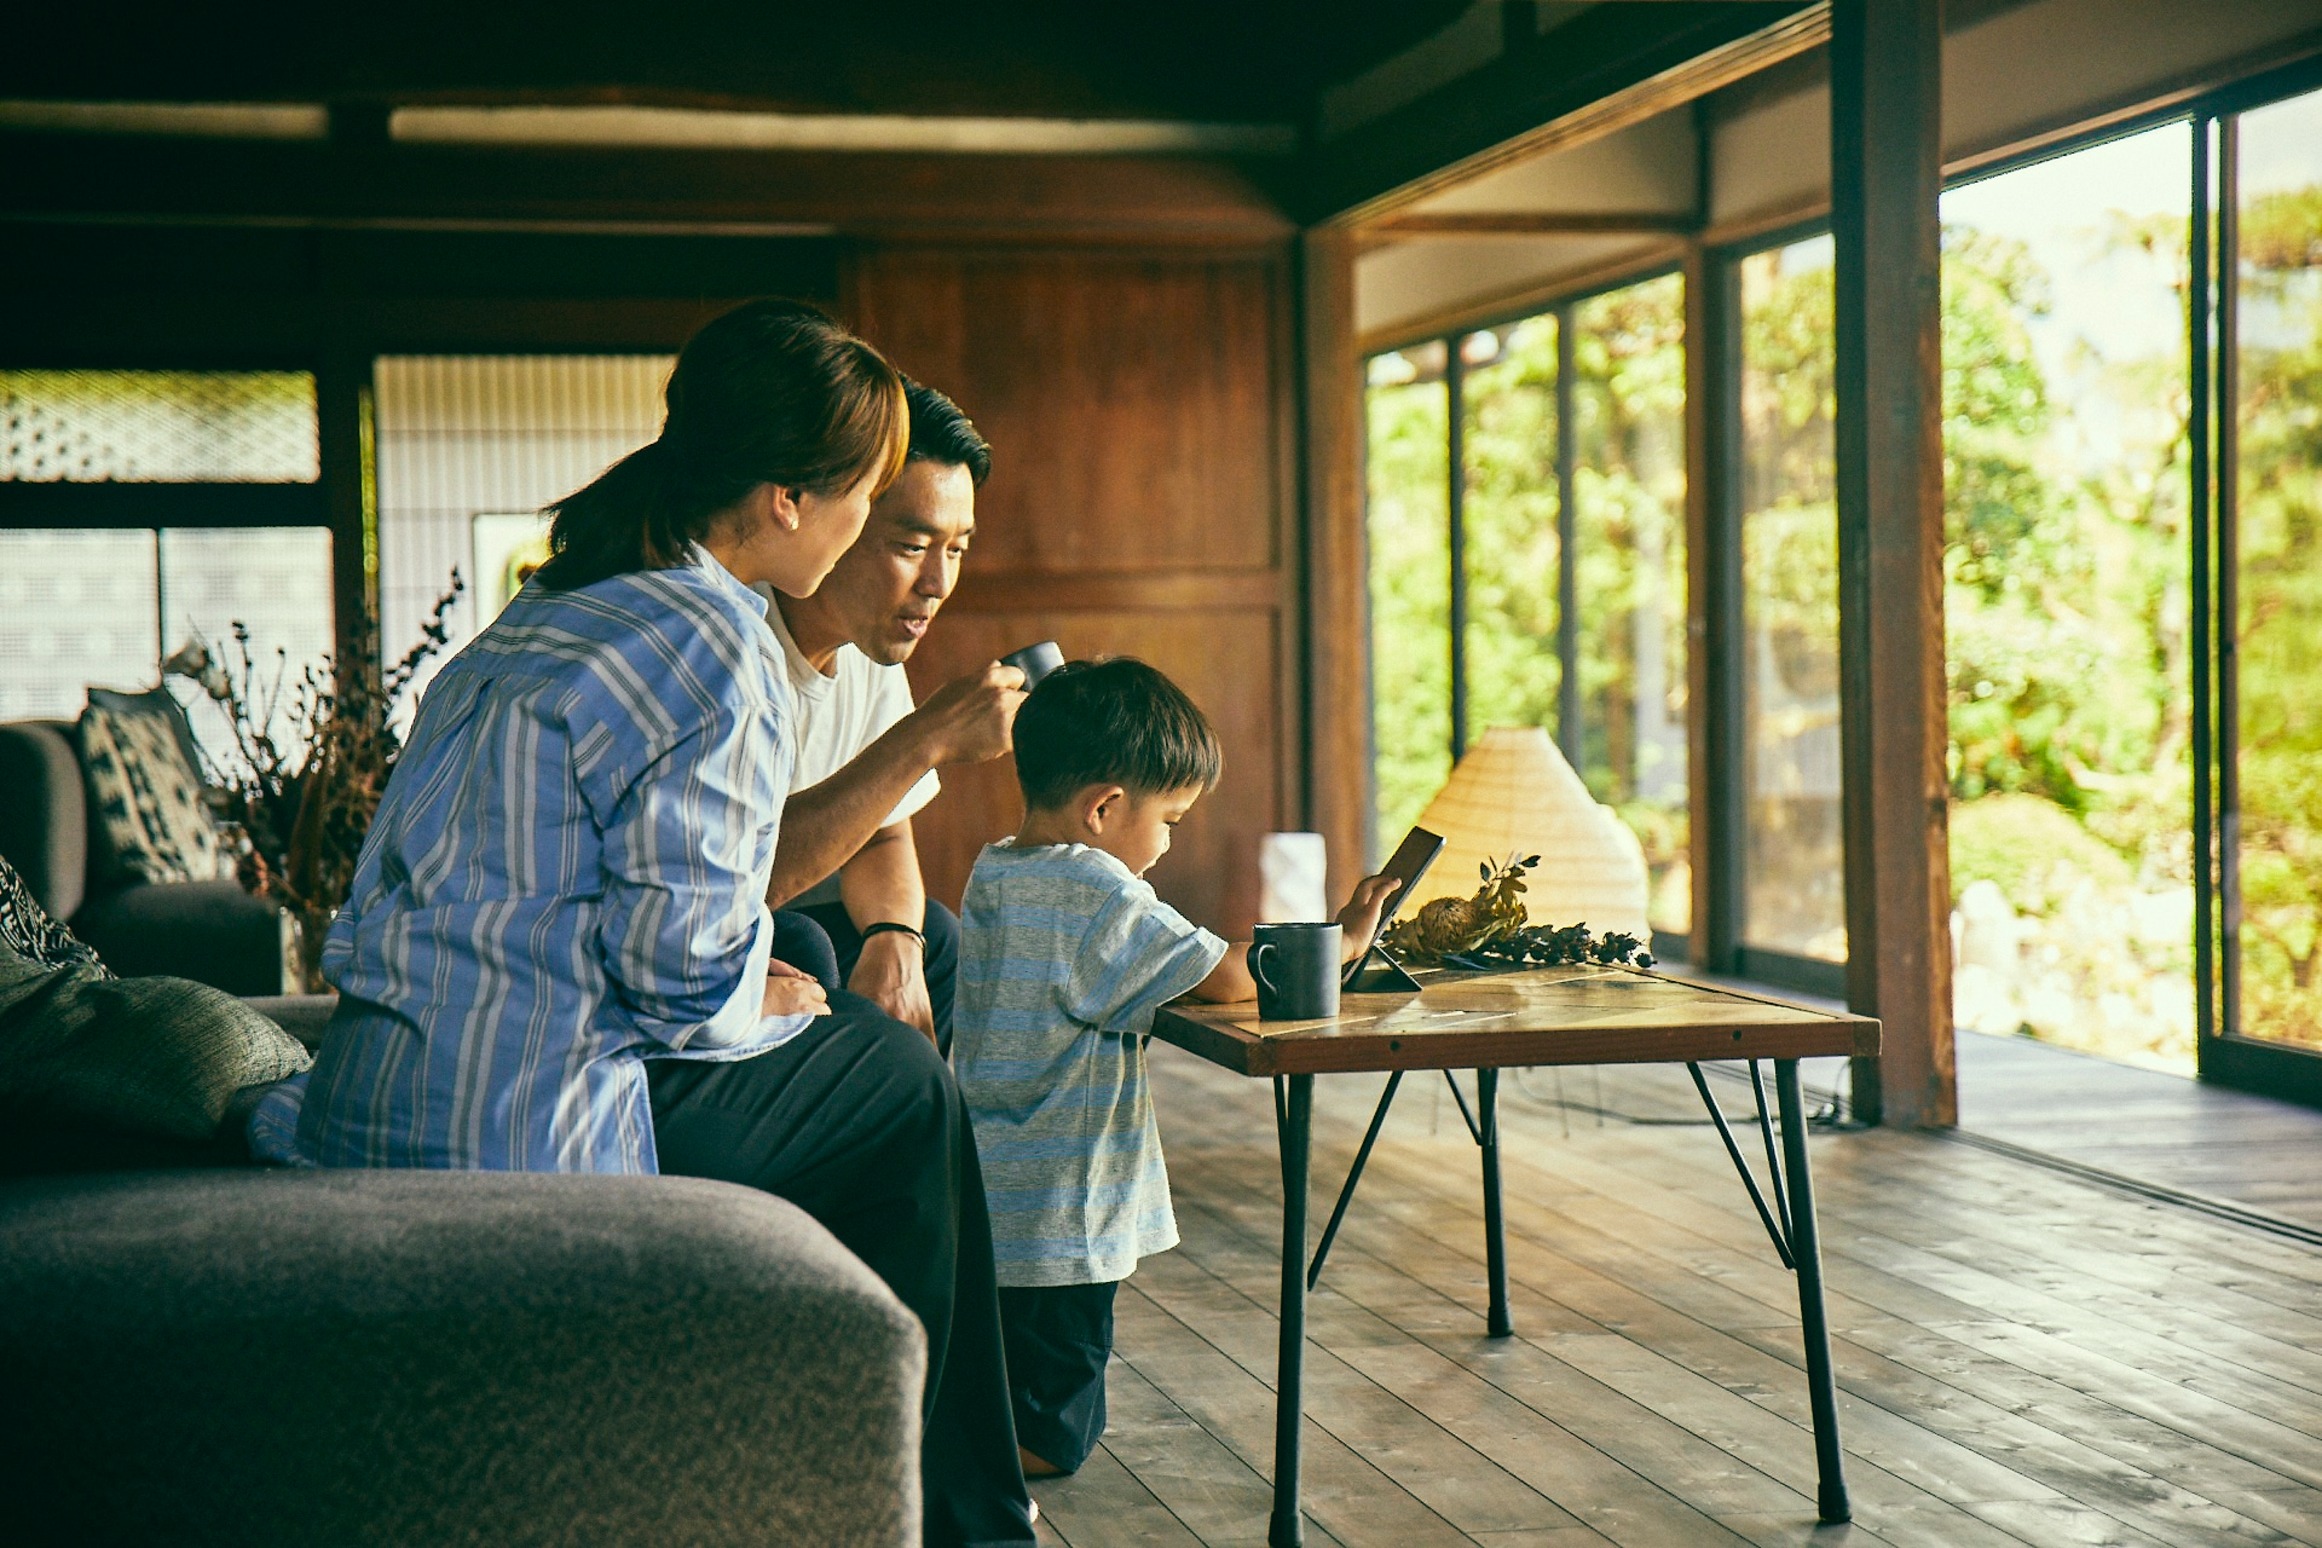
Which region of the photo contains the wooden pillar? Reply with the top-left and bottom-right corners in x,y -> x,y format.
316,347 -> 377,689
1685,247 -> 1745,973
1831,0 -> 1954,1127
1298,225 -> 1375,888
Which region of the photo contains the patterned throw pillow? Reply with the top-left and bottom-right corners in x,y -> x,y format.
77,688 -> 226,888
0,853 -> 108,978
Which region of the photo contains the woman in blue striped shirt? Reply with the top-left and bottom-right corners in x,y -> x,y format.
250,299 -> 1036,1546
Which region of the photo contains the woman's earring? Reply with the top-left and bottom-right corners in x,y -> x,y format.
769,487 -> 801,531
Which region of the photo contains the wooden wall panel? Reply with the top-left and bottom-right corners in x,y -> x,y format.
850,252 -> 1280,574
902,610 -> 1280,935
851,248 -> 1294,938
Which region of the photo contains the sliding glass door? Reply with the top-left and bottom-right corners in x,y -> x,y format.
1736,235 -> 1843,978
1363,343 -> 1452,843
1362,275 -> 1690,953
1940,124 -> 2196,1072
2210,82 -> 2322,1096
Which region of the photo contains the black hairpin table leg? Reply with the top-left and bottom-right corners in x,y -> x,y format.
1272,1073 -> 1313,1548
1774,1059 -> 1850,1524
1477,1068 -> 1512,1337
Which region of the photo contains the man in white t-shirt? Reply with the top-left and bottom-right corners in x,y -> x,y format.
757,380 -> 1020,1054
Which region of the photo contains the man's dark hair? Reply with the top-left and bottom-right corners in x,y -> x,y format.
904,379 -> 992,487
1013,657 -> 1222,810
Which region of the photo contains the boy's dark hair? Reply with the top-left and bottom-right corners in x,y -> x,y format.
904,378 -> 993,487
1013,657 -> 1223,810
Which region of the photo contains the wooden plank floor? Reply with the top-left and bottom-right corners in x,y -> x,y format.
1957,1029 -> 2322,1230
1028,1043 -> 2322,1548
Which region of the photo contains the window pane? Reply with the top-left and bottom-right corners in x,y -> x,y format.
2234,88 -> 2322,1055
1739,235 -> 1844,961
1572,274 -> 1690,936
0,530 -> 160,719
373,355 -> 673,696
1460,317 -> 1563,748
0,370 -> 317,482
158,528 -> 336,771
1365,343 -> 1452,849
1941,123 -> 2195,1072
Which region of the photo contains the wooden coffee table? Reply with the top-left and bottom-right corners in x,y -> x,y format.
1151,964 -> 1881,1547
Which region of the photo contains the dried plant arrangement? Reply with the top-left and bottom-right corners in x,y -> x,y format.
168,574 -> 464,990
1382,854 -> 1656,973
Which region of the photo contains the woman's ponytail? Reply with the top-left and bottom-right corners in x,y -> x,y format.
536,300 -> 907,591
536,439 -> 683,587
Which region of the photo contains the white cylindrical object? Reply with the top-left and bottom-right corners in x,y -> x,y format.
1258,832 -> 1331,923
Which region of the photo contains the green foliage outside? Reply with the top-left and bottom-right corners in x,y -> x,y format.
2234,179 -> 2322,1049
1364,369 -> 1450,848
1942,216 -> 2192,835
1737,240 -> 1845,958
1949,793 -> 2134,917
1460,317 -> 1564,749
1570,280 -> 1690,933
1368,285 -> 1691,931
1940,213 -> 2201,1066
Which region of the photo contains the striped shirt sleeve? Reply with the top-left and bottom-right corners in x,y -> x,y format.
1061,876 -> 1227,1037
595,700 -> 799,1054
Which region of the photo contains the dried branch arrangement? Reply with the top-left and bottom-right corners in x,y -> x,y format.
170,574 -> 463,989
1381,854 -> 1656,972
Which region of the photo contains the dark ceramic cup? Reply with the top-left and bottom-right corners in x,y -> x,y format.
1248,921 -> 1343,1021
1000,639 -> 1065,687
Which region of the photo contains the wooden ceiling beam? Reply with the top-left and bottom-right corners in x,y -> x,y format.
1367,211 -> 1698,237
0,135 -> 1295,246
1301,3 -> 1827,227
0,1 -> 1470,124
0,293 -> 754,362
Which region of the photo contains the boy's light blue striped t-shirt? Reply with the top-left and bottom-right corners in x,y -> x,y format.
956,840 -> 1226,1287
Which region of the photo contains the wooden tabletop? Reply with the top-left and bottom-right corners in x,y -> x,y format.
1150,964 -> 1881,1077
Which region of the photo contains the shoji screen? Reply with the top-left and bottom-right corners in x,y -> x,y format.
373,355 -> 673,695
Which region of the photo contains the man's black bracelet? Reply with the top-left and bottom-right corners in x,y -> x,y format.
859,921 -> 926,949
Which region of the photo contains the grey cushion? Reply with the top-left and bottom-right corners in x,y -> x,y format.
0,721 -> 87,922
70,877 -> 291,995
0,1169 -> 925,1548
240,991 -> 339,1050
0,952 -> 310,1142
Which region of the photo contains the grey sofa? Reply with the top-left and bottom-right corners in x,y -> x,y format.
0,718 -> 291,996
0,1170 -> 925,1547
0,994 -> 927,1546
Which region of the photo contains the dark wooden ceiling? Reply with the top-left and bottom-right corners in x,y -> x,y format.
2,1 -> 1472,122
1,2 -> 1818,235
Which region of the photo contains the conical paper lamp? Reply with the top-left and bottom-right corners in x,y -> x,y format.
1405,727 -> 1652,939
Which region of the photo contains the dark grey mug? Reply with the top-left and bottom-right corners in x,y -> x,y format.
1248,921 -> 1343,1021
1001,640 -> 1065,687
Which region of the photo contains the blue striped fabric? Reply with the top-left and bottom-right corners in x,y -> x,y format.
955,841 -> 1226,1286
247,546 -> 809,1173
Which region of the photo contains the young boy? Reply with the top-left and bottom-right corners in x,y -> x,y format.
954,657 -> 1395,1479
